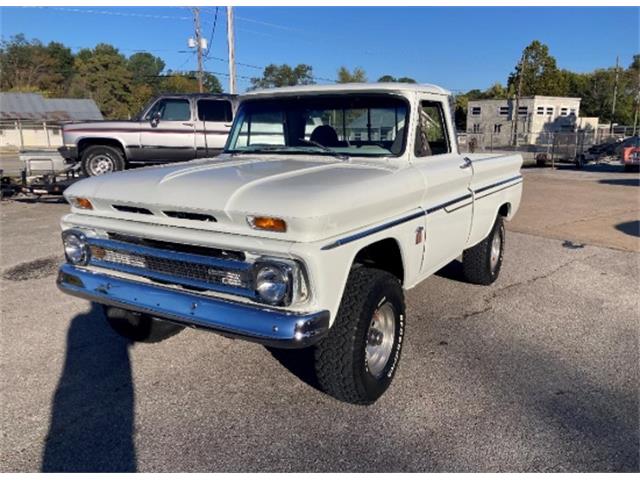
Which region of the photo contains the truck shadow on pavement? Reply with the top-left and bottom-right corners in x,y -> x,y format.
598,178 -> 640,187
41,304 -> 136,472
615,220 -> 640,237
265,346 -> 322,392
433,260 -> 466,283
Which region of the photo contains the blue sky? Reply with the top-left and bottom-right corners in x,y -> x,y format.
1,6 -> 638,93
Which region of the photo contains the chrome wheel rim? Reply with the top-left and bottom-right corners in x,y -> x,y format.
490,229 -> 502,273
365,302 -> 396,378
88,154 -> 115,176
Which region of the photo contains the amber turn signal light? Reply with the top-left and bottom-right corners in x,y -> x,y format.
69,197 -> 93,210
247,216 -> 287,232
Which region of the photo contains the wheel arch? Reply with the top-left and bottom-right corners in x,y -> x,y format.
77,137 -> 127,160
351,237 -> 406,286
498,202 -> 512,220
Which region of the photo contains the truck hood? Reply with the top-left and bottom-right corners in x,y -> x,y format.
64,154 -> 424,243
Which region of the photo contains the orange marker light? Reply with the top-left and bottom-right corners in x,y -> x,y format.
248,216 -> 287,233
70,197 -> 93,210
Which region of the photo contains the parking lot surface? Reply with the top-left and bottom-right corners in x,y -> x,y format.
1,165 -> 638,472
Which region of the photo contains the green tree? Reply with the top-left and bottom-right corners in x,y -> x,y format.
377,75 -> 417,83
0,34 -> 73,96
337,66 -> 367,83
250,64 -> 315,89
71,44 -> 133,119
508,40 -> 564,96
128,52 -> 165,86
44,41 -> 74,96
159,71 -> 223,95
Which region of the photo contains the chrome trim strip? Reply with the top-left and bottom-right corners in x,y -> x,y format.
320,174 -> 522,250
426,193 -> 473,214
474,175 -> 523,195
475,178 -> 523,200
321,210 -> 425,250
57,264 -> 329,349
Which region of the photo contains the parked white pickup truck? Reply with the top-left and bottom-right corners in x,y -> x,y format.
57,83 -> 523,404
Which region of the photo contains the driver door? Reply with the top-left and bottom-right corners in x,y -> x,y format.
414,97 -> 474,274
139,97 -> 196,162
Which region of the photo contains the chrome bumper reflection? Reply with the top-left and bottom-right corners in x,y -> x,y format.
57,264 -> 329,348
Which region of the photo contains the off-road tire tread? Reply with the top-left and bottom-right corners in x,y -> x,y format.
314,267 -> 401,404
462,216 -> 504,285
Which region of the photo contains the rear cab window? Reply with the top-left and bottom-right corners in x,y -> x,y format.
197,100 -> 233,122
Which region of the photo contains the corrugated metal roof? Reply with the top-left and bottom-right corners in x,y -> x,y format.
0,93 -> 103,121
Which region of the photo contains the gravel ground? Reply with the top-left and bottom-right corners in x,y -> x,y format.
0,166 -> 638,472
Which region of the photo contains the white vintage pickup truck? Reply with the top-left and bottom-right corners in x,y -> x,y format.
57,83 -> 522,404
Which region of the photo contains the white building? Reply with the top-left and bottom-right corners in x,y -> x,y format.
466,96 -> 586,146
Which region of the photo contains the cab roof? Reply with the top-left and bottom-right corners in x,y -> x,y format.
243,82 -> 450,98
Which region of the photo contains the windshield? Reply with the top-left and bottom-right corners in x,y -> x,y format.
225,94 -> 409,157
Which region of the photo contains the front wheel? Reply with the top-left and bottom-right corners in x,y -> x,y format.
462,215 -> 505,285
313,267 -> 405,404
101,305 -> 185,343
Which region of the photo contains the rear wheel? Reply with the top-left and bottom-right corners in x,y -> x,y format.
313,267 -> 405,404
81,145 -> 125,177
462,215 -> 505,285
101,305 -> 185,343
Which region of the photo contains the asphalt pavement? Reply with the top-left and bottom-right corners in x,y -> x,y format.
0,165 -> 638,472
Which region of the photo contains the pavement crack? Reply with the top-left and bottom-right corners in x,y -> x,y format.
450,253 -> 599,322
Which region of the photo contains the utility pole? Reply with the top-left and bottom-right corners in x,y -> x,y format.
633,86 -> 640,136
226,6 -> 237,94
193,7 -> 205,93
610,55 -> 619,134
512,51 -> 526,147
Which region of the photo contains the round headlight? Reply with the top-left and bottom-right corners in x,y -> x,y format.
62,230 -> 89,265
254,264 -> 289,305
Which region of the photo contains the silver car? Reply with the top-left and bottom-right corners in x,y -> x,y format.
59,93 -> 238,176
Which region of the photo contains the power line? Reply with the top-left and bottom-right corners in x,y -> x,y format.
203,7 -> 219,60
31,6 -> 191,21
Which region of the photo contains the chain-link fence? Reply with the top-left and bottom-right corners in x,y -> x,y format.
458,128 -> 634,166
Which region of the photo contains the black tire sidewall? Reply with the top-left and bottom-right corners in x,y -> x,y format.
353,274 -> 405,402
81,146 -> 125,176
487,217 -> 505,282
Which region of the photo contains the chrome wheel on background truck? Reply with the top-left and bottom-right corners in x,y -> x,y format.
81,145 -> 125,177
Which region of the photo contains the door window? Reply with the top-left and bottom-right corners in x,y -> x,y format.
415,101 -> 450,157
146,99 -> 191,121
197,100 -> 233,122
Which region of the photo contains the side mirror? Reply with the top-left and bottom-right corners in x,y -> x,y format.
150,111 -> 161,127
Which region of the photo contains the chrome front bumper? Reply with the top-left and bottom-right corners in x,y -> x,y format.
57,264 -> 329,348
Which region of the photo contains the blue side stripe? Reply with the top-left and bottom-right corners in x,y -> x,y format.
321,174 -> 523,250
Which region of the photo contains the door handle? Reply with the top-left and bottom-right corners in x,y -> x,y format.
182,122 -> 194,127
460,157 -> 472,169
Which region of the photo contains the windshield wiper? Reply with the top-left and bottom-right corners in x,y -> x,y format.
228,145 -> 291,155
297,138 -> 350,161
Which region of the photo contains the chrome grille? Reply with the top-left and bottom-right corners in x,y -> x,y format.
88,239 -> 251,294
